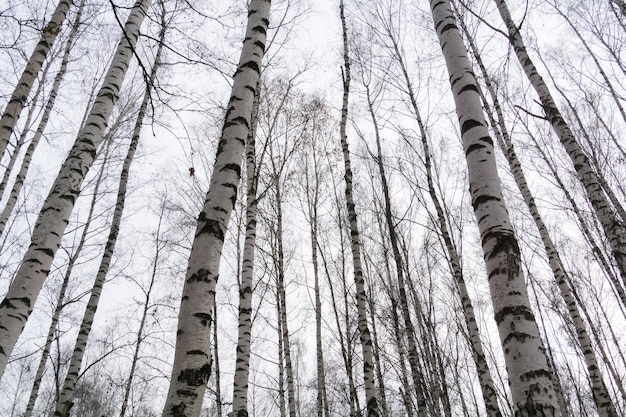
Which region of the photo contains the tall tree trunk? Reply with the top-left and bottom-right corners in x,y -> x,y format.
363,83 -> 429,417
230,87 -> 261,417
118,9 -> 167,414
428,1 -> 558,415
520,118 -> 626,314
214,302 -> 223,417
304,138 -> 329,417
23,125 -> 104,417
458,7 -> 618,415
161,1 -> 269,415
338,2 -> 379,415
0,0 -> 72,159
273,179 -> 298,417
54,3 -> 157,413
368,6 -> 503,412
492,0 -> 626,284
0,0 -> 149,377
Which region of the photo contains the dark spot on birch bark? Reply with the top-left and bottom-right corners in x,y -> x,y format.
188,268 -> 210,284
177,362 -> 211,386
466,143 -> 486,156
194,312 -> 211,327
221,163 -> 241,177
472,194 -> 500,212
197,214 -> 224,241
171,402 -> 187,417
459,83 -> 479,94
495,305 -> 535,325
35,247 -> 54,257
440,23 -> 457,34
461,119 -> 483,135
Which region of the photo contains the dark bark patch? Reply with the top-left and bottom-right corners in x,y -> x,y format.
194,312 -> 212,327
496,304 -> 535,326
177,362 -> 212,387
472,194 -> 500,212
461,119 -> 483,135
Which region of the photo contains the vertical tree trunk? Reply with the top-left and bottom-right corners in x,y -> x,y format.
0,0 -> 72,159
492,0 -> 626,284
230,87 -> 260,417
304,138 -> 329,417
214,302 -> 223,417
0,0 -> 149,377
338,2 -> 379,415
428,1 -> 558,415
119,11 -> 167,415
161,1 -> 270,415
362,83 -> 428,417
273,179 -> 298,417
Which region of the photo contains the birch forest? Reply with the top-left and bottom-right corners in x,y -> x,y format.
0,0 -> 625,416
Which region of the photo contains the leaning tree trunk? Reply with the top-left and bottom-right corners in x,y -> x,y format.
363,83 -> 429,417
118,10 -> 167,416
161,1 -> 270,416
492,0 -> 626,285
0,0 -> 149,377
457,6 -> 618,416
0,0 -> 85,238
23,127 -> 104,417
55,8 -> 158,416
0,0 -> 72,159
428,0 -> 559,415
338,1 -> 379,415
230,87 -> 260,417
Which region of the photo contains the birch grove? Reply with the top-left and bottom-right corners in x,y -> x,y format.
0,0 -> 625,416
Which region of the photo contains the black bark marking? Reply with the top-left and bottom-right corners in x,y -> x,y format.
472,194 -> 500,211
461,119 -> 483,135
458,83 -> 479,94
177,362 -> 212,387
495,305 -> 535,326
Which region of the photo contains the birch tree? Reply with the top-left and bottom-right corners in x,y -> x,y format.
338,1 -> 379,415
161,1 -> 270,416
0,0 -> 85,238
428,0 -> 559,414
54,3 -> 163,415
230,87 -> 261,417
0,0 -> 72,159
0,0 -> 150,377
491,0 -> 626,286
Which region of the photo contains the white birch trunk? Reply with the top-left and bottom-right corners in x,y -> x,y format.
230,87 -> 260,417
119,9 -> 167,416
428,0 -> 558,415
0,0 -> 149,377
161,2 -> 270,416
339,1 -> 379,415
459,6 -> 617,414
0,0 -> 84,238
23,122 -> 103,417
492,0 -> 626,285
0,0 -> 72,160
54,6 -> 155,414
